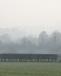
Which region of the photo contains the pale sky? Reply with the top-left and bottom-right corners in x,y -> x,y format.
0,0 -> 61,36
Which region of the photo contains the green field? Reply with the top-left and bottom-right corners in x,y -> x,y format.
0,62 -> 61,76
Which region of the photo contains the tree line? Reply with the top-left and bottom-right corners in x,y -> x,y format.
0,31 -> 61,53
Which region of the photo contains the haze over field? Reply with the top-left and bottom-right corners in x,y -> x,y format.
0,0 -> 61,54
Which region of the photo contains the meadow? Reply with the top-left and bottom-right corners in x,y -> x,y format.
0,62 -> 61,76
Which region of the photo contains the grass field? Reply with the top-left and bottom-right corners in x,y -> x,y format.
0,62 -> 61,76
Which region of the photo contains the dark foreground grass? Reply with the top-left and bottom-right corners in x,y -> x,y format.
0,62 -> 61,76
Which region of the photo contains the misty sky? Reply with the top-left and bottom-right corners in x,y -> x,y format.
0,0 -> 61,36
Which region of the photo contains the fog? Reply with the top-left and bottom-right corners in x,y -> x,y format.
0,28 -> 61,54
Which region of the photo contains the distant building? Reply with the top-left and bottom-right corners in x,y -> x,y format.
0,53 -> 58,62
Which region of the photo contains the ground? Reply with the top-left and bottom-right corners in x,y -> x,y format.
0,62 -> 61,76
